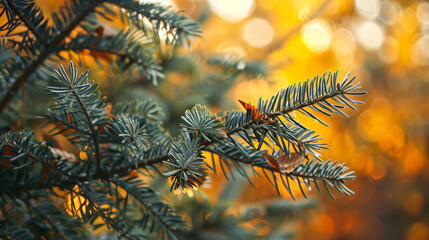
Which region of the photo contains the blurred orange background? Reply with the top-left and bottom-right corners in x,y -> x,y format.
173,0 -> 429,239
35,0 -> 429,239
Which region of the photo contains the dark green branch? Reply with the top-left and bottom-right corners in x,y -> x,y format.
60,46 -> 158,73
281,88 -> 343,115
204,148 -> 341,182
67,79 -> 102,174
13,152 -> 169,191
45,113 -> 92,136
26,201 -> 67,240
4,143 -> 72,178
112,177 -> 180,233
227,88 -> 343,135
98,153 -> 169,177
5,0 -> 47,45
0,0 -> 101,113
75,184 -> 132,238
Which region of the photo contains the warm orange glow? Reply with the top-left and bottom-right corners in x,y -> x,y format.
79,151 -> 88,161
173,186 -> 198,199
406,222 -> 429,240
367,161 -> 387,181
310,214 -> 335,238
402,191 -> 424,216
342,213 -> 354,234
65,185 -> 87,217
403,147 -> 425,175
256,225 -> 271,236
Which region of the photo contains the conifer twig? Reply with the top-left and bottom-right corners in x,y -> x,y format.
0,0 -> 101,113
5,0 -> 47,45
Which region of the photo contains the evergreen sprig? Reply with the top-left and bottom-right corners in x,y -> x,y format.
227,71 -> 365,133
46,62 -> 107,173
112,176 -> 186,237
106,114 -> 149,158
181,104 -> 224,142
0,0 -> 201,114
1,196 -> 85,239
110,0 -> 203,47
61,29 -> 164,85
0,130 -> 66,192
1,0 -> 48,43
164,135 -> 209,191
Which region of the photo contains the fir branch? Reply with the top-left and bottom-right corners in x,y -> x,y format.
204,147 -> 354,199
111,98 -> 165,124
51,62 -> 104,174
1,127 -> 168,194
112,177 -> 185,236
227,71 -> 366,134
106,114 -> 149,152
3,142 -> 71,178
279,73 -> 354,115
0,130 -> 72,183
60,30 -> 163,84
0,0 -> 101,113
4,226 -> 34,240
76,183 -> 143,239
180,104 -> 224,142
4,0 -> 47,45
107,0 -> 202,47
100,153 -> 168,177
163,136 -> 208,190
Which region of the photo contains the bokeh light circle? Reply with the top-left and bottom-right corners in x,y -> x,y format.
377,36 -> 398,64
378,1 -> 399,25
207,0 -> 255,23
243,18 -> 274,48
301,19 -> 332,53
411,35 -> 429,66
417,2 -> 429,26
332,28 -> 356,65
355,0 -> 380,20
356,21 -> 385,51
